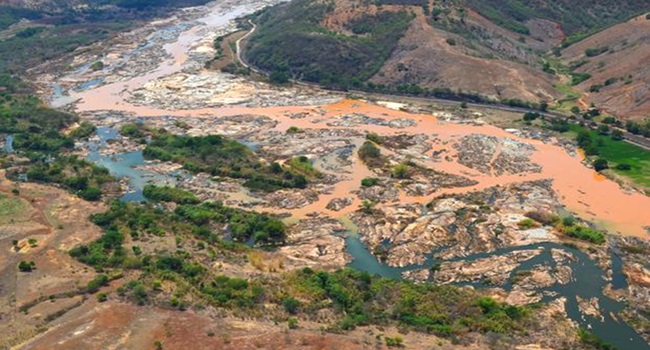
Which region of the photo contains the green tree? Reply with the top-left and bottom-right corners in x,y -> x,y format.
523,112 -> 539,121
593,158 -> 608,171
18,261 -> 35,272
81,186 -> 102,201
283,297 -> 301,314
597,124 -> 609,135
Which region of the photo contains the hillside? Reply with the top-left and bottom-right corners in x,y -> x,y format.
245,0 -> 650,111
559,14 -> 650,119
245,0 -> 414,88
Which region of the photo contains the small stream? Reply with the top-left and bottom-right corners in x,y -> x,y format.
341,218 -> 649,350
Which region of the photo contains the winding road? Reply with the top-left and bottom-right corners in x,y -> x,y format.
235,19 -> 256,69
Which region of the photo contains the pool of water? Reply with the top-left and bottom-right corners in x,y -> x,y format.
86,127 -> 178,202
50,84 -> 77,108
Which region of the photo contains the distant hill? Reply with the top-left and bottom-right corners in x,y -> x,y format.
245,0 -> 650,116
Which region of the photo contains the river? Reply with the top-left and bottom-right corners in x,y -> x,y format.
83,127 -> 648,349
41,0 -> 650,347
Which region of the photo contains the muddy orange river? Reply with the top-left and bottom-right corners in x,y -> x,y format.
55,0 -> 649,238
71,79 -> 650,238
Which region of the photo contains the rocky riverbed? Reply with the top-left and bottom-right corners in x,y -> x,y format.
28,0 -> 650,347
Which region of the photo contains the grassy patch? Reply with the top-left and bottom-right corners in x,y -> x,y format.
0,194 -> 30,224
567,125 -> 650,189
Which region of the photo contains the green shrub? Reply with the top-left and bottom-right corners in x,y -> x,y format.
385,336 -> 404,347
283,297 -> 301,314
564,225 -> 605,244
361,177 -> 380,187
524,211 -> 559,226
18,261 -> 35,272
119,123 -> 145,138
578,328 -> 617,350
365,132 -> 384,144
286,126 -> 302,134
523,112 -> 539,121
517,218 -> 538,229
392,163 -> 409,179
585,47 -> 609,57
80,186 -> 102,201
69,121 -> 97,139
570,72 -> 592,86
97,292 -> 108,302
589,84 -> 603,93
562,216 -> 576,227
143,185 -> 199,204
86,274 -> 110,293
358,141 -> 381,161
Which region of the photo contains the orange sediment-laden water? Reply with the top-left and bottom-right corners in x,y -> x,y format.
74,90 -> 650,237
60,5 -> 649,239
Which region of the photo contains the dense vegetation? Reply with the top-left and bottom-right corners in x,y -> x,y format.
142,184 -> 199,204
246,0 -> 413,88
70,189 -> 286,269
68,194 -> 538,340
141,128 -> 310,192
280,268 -> 534,335
463,0 -> 650,37
0,75 -> 114,200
